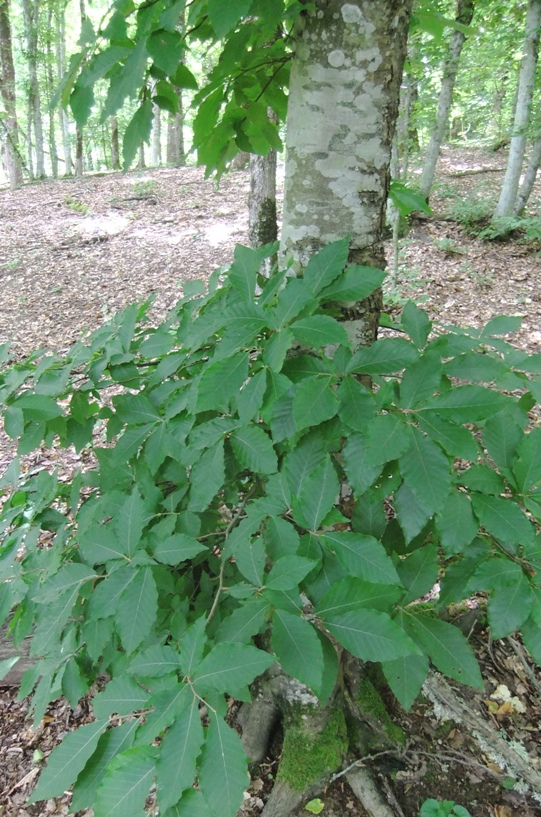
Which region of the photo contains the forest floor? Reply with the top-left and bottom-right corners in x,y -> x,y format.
0,146 -> 541,817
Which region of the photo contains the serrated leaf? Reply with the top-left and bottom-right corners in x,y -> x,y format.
436,491 -> 478,554
194,644 -> 274,696
284,434 -> 326,494
153,534 -> 207,565
401,301 -> 432,348
292,377 -> 339,430
93,746 -> 155,817
406,615 -> 483,688
303,237 -> 348,295
116,566 -> 158,654
396,544 -> 439,604
394,481 -> 432,543
234,536 -> 266,586
103,38 -> 148,120
487,573 -> 533,639
114,487 -> 151,557
207,0 -> 252,37
0,657 -> 20,681
71,720 -> 140,812
419,386 -> 510,422
320,532 -> 400,585
481,315 -> 523,337
188,439 -> 225,512
295,455 -> 339,530
458,464 -> 505,495
400,350 -> 442,409
522,615 -> 541,666
443,351 -> 509,382
231,425 -> 278,475
196,353 -> 249,412
215,600 -> 268,644
228,244 -> 261,301
325,610 -> 419,662
136,685 -> 191,744
347,337 -> 419,375
198,715 -> 248,817
337,377 -> 376,431
35,563 -> 95,603
163,788 -> 212,817
483,412 -> 523,473
123,100 -> 154,171
156,701 -> 204,811
147,29 -> 184,76
274,278 -> 316,327
237,370 -> 267,422
418,412 -> 479,461
93,677 -> 150,718
400,427 -> 451,515
315,578 -> 401,617
263,329 -> 294,372
113,393 -> 161,425
89,567 -> 135,619
363,414 -> 411,468
319,265 -> 385,303
290,315 -> 349,348
29,719 -> 108,803
128,644 -> 181,678
513,427 -> 541,493
342,434 -> 382,495
471,493 -> 535,546
381,654 -> 429,710
11,393 -> 63,421
272,609 -> 324,693
266,556 -> 318,591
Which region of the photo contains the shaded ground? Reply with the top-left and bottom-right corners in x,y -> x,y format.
1,147 -> 541,817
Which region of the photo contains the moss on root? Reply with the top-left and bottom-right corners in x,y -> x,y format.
356,676 -> 406,747
277,707 -> 348,790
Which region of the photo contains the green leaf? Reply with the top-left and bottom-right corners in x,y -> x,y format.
483,412 -> 523,473
443,352 -> 508,382
93,677 -> 150,718
234,535 -> 266,587
271,609 -> 324,693
198,715 -> 248,817
274,278 -> 316,327
397,544 -> 439,605
347,338 -> 419,375
156,701 -> 204,811
71,721 -> 140,812
521,615 -> 541,666
488,574 -> 533,639
363,414 -> 411,468
237,370 -> 267,423
381,654 -> 429,710
163,789 -> 212,817
215,600 -> 268,644
147,29 -> 184,76
231,426 -> 278,475
303,237 -> 348,295
290,315 -> 349,348
481,315 -> 523,337
315,578 -> 401,617
471,493 -> 535,546
320,532 -> 400,585
337,378 -> 376,431
394,481 -> 432,543
318,266 -> 385,302
207,0 -> 252,37
513,427 -> 541,493
196,353 -> 249,412
400,350 -> 442,408
400,427 -> 451,516
11,393 -> 63,421
418,412 -> 479,461
115,487 -> 151,557
457,464 -> 505,495
153,534 -> 207,565
401,301 -> 432,348
342,434 -> 382,495
116,566 -> 158,654
70,82 -> 94,129
194,644 -> 275,696
128,644 -> 181,678
113,393 -> 161,425
284,434 -> 326,494
419,386 -> 510,423
352,491 -> 387,539
292,377 -> 339,430
79,524 -> 127,564
188,439 -> 225,512
0,657 -> 20,681
436,491 -> 478,554
88,567 -> 135,619
305,799 -> 325,814
405,615 -> 483,688
228,244 -> 263,301
29,719 -> 108,803
123,102 -> 153,172
171,62 -> 199,90
136,685 -> 191,744
93,746 -> 155,817
266,556 -> 318,591
35,564 -> 96,603
390,181 -> 431,217
324,610 -> 419,662
295,455 -> 339,530
103,38 -> 148,120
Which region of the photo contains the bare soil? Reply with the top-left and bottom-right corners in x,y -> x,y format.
1,147 -> 541,817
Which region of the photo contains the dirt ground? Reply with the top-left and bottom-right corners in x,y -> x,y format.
1,147 -> 541,817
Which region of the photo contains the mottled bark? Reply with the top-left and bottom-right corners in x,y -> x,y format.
55,1 -> 72,174
248,149 -> 278,267
494,0 -> 541,218
46,0 -> 58,178
166,89 -> 185,166
280,0 -> 411,347
111,116 -> 120,170
419,0 -> 475,200
151,102 -> 162,166
0,0 -> 24,186
514,136 -> 541,215
22,0 -> 45,177
75,127 -> 83,176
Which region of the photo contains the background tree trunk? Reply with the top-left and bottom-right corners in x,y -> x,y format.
419,0 -> 476,200
45,0 -> 58,178
55,0 -> 72,175
0,0 -> 24,186
494,0 -> 541,218
22,0 -> 45,178
514,135 -> 541,215
75,127 -> 83,176
111,115 -> 120,170
166,89 -> 185,166
151,101 -> 161,166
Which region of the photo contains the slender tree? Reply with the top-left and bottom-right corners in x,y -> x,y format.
22,0 -> 45,177
514,134 -> 541,215
494,0 -> 541,218
55,0 -> 72,174
0,0 -> 24,186
419,0 -> 476,200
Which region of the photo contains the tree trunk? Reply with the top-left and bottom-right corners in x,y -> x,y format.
514,135 -> 541,215
249,151 -> 278,246
75,127 -> 83,176
494,0 -> 541,218
0,0 -> 24,187
151,101 -> 161,166
45,0 -> 58,178
138,143 -> 145,169
166,89 -> 185,166
419,0 -> 476,200
280,0 -> 411,348
22,0 -> 45,178
55,1 -> 72,175
111,115 -> 120,170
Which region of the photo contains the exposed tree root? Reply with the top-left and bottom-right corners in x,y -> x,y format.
347,766 -> 404,817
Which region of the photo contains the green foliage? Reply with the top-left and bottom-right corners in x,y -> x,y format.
2,240 -> 541,813
420,799 -> 472,817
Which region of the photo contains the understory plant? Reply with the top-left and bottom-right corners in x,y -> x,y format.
1,239 -> 541,814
